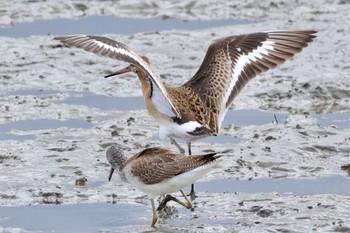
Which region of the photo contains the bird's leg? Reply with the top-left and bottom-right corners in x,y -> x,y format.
170,138 -> 185,154
173,190 -> 193,209
187,142 -> 197,201
157,194 -> 176,211
180,189 -> 193,209
151,199 -> 158,228
189,183 -> 197,201
157,191 -> 193,211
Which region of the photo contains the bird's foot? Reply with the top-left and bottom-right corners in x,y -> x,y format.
188,190 -> 197,202
157,194 -> 175,211
178,189 -> 194,211
151,216 -> 158,228
183,201 -> 193,210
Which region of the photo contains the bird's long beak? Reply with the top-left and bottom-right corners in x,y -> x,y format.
104,66 -> 131,78
108,167 -> 115,181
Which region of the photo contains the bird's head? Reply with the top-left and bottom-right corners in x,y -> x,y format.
106,144 -> 127,181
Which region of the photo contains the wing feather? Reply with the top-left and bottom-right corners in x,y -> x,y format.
129,148 -> 218,184
54,35 -> 180,117
183,30 -> 316,132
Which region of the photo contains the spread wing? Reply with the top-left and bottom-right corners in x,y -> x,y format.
54,35 -> 179,117
183,30 -> 317,133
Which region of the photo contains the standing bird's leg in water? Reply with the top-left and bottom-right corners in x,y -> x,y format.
187,142 -> 197,201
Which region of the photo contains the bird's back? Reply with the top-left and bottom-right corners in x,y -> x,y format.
123,148 -> 221,196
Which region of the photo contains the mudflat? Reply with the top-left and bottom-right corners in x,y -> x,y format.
0,1 -> 349,232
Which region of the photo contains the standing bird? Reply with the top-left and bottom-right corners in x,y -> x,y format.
55,30 -> 316,198
105,145 -> 221,228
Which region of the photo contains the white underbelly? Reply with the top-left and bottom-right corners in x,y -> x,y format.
158,120 -> 203,142
127,162 -> 220,198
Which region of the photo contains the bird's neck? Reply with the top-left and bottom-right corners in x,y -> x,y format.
137,71 -> 152,99
115,159 -> 129,182
136,71 -> 174,124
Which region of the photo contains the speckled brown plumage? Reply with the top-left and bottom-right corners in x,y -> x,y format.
105,145 -> 220,228
182,31 -> 316,133
166,86 -> 212,130
126,147 -> 218,185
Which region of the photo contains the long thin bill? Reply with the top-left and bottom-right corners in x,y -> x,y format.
108,168 -> 115,181
104,66 -> 131,78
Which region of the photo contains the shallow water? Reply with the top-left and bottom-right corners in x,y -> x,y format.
196,175 -> 350,196
63,94 -> 145,111
0,119 -> 92,132
0,176 -> 348,232
0,203 -> 145,233
0,16 -> 247,37
0,133 -> 36,141
313,112 -> 350,129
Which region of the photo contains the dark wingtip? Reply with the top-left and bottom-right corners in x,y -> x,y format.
202,152 -> 221,162
308,30 -> 318,39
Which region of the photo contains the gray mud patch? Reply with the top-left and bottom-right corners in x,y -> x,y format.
0,0 -> 350,232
